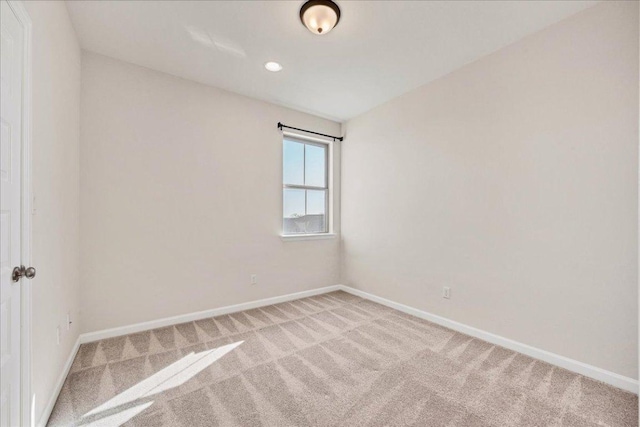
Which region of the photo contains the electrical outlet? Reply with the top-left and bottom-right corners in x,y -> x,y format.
56,326 -> 61,345
443,287 -> 451,299
67,312 -> 72,331
251,274 -> 257,285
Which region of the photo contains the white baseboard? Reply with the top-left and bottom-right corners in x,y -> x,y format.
79,285 -> 342,344
73,283 -> 637,395
337,285 -> 639,394
38,335 -> 81,427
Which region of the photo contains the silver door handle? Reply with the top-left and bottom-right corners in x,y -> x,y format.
12,265 -> 36,282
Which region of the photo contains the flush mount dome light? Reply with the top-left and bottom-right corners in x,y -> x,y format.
264,61 -> 283,72
300,0 -> 341,35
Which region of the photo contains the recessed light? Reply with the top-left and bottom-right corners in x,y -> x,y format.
264,61 -> 283,72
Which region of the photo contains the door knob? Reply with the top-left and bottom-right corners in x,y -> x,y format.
11,265 -> 36,282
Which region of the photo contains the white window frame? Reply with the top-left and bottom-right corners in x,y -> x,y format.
281,132 -> 336,240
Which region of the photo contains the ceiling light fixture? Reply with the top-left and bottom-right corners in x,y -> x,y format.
300,0 -> 341,35
264,61 -> 283,72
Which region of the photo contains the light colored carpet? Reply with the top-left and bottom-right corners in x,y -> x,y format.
47,291 -> 637,427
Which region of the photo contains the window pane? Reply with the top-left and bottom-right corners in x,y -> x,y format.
305,190 -> 327,233
283,140 -> 304,185
283,188 -> 306,234
283,189 -> 327,234
283,189 -> 305,219
306,189 -> 325,215
305,144 -> 326,187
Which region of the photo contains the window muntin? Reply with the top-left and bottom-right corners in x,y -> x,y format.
283,138 -> 328,235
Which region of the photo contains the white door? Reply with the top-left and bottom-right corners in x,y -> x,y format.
0,1 -> 24,426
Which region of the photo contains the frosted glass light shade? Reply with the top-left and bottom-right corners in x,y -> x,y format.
300,0 -> 341,35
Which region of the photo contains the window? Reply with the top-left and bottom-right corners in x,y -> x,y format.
283,137 -> 329,235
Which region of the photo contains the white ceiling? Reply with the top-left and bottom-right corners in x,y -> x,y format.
66,1 -> 598,122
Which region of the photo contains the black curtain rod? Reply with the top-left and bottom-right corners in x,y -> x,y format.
277,122 -> 344,142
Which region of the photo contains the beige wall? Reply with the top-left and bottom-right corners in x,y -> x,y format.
80,52 -> 341,333
22,1 -> 82,423
341,1 -> 639,379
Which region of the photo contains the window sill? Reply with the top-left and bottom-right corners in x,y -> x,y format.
281,233 -> 336,242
